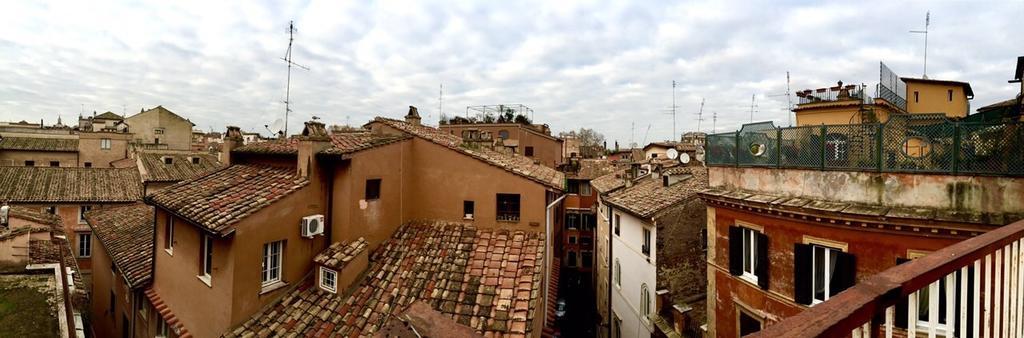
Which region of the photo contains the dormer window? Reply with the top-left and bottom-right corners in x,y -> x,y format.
163,157 -> 173,165
319,267 -> 337,293
191,157 -> 200,165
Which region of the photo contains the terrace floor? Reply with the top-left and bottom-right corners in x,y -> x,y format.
0,273 -> 60,338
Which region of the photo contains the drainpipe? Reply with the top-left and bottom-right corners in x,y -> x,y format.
544,193 -> 567,328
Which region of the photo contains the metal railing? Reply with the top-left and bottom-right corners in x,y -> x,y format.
750,219 -> 1024,338
797,85 -> 871,105
706,115 -> 1024,176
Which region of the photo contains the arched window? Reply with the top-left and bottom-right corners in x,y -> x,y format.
641,284 -> 651,319
614,259 -> 621,287
498,130 -> 510,139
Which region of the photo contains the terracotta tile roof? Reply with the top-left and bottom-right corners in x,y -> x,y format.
591,169 -> 626,194
0,136 -> 78,152
371,118 -> 564,189
145,287 -> 193,338
138,151 -> 222,183
233,133 -> 410,156
566,159 -> 618,180
605,167 -> 708,218
146,164 -> 309,235
9,206 -> 61,226
0,167 -> 142,203
84,203 -> 154,288
313,237 -> 368,270
94,111 -> 124,120
226,221 -> 546,338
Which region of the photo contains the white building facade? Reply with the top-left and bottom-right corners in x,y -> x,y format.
609,206 -> 656,338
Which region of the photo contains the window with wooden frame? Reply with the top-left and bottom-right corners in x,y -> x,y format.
793,240 -> 855,305
728,225 -> 768,290
261,240 -> 284,287
164,215 -> 174,253
364,179 -> 381,200
496,194 -> 520,221
199,235 -> 214,283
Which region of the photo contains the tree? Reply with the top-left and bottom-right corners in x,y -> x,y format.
560,128 -> 606,158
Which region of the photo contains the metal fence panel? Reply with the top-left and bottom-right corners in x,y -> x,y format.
823,124 -> 880,171
706,132 -> 737,166
778,125 -> 823,168
737,122 -> 778,167
958,122 -> 1024,175
881,115 -> 955,173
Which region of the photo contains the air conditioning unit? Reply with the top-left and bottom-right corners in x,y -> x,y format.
300,215 -> 325,238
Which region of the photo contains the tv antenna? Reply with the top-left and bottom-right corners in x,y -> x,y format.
695,98 -> 705,133
767,72 -> 794,126
662,80 -> 680,140
910,11 -> 930,79
641,124 -> 651,145
438,83 -> 444,124
749,94 -> 759,122
712,111 -> 717,133
281,20 -> 310,137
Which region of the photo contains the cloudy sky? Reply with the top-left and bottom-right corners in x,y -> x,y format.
1,1 -> 1022,146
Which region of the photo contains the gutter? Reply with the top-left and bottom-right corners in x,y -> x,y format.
544,193 -> 566,328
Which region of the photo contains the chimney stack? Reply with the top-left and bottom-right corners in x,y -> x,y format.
405,106 -> 422,126
221,126 -> 243,165
297,120 -> 331,178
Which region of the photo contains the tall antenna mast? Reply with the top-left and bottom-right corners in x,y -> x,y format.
749,94 -> 758,122
630,121 -> 635,148
786,72 -> 792,126
438,83 -> 444,122
671,81 -> 677,139
695,98 -> 705,133
910,11 -> 930,79
281,20 -> 310,136
712,111 -> 717,133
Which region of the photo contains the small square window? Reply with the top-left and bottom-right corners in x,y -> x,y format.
614,214 -> 621,236
84,162 -> 92,168
569,236 -> 577,244
525,146 -> 534,157
163,157 -> 173,165
191,157 -> 200,164
320,267 -> 337,293
496,194 -> 520,221
49,161 -> 59,167
24,160 -> 35,167
365,179 -> 381,200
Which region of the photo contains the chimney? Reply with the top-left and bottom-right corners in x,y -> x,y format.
297,120 -> 331,178
221,126 -> 243,165
404,106 -> 422,125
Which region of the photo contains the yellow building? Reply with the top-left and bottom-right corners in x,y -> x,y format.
902,77 -> 974,117
793,75 -> 974,127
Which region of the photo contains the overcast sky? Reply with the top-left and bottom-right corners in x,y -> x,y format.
2,1 -> 1022,146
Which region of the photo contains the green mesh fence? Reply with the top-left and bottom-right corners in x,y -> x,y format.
707,117 -> 1024,176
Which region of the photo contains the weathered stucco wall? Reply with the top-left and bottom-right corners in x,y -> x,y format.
709,167 -> 1024,214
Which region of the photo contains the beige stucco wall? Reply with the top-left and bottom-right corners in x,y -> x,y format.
78,132 -> 131,167
126,109 -> 194,150
0,150 -> 78,167
440,124 -> 563,167
709,166 -> 1024,214
906,81 -> 970,117
89,239 -> 134,338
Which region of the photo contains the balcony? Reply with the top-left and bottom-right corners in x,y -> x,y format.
796,83 -> 871,105
751,219 -> 1024,337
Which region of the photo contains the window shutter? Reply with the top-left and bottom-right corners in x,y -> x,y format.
728,226 -> 743,276
894,257 -> 911,329
830,251 -> 856,296
755,232 -> 769,290
793,243 -> 812,305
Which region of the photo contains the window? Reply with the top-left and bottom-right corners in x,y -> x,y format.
567,251 -> 577,267
365,179 -> 381,200
320,267 -> 337,293
614,259 -> 621,287
156,319 -> 169,338
84,162 -> 92,168
496,194 -> 520,221
915,277 -> 952,334
567,180 -> 580,194
191,157 -> 200,164
24,160 -> 34,167
568,236 -> 576,244
580,236 -> 592,246
463,201 -> 474,219
581,213 -> 595,231
164,215 -> 174,252
44,206 -> 56,215
642,228 -> 651,257
49,161 -> 59,167
614,214 -> 620,236
793,242 -> 855,305
136,294 -> 147,319
77,233 -> 91,257
524,146 -> 534,157
163,157 -> 173,165
739,309 -> 763,335
582,251 -> 593,268
729,225 -> 768,289
155,138 -> 160,144
199,235 -> 213,281
948,89 -> 953,102
78,205 -> 91,224
651,153 -> 658,158
498,130 -> 509,139
580,182 -> 591,196
566,213 -> 579,230
640,284 -> 651,319
914,91 -> 920,102
261,240 -> 284,286
154,128 -> 164,135
109,290 -> 115,314
100,138 -> 111,150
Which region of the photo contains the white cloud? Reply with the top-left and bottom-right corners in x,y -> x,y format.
0,0 -> 1022,144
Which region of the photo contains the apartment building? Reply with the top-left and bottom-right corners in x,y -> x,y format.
125,106 -> 195,151
0,206 -> 88,337
0,166 -> 143,271
603,165 -> 707,338
134,150 -> 221,194
560,159 -> 616,277
440,106 -> 564,168
592,168 -> 628,338
0,135 -> 79,167
702,112 -> 1024,337
139,109 -> 564,337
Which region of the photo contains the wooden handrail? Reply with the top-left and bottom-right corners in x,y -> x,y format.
750,219 -> 1024,337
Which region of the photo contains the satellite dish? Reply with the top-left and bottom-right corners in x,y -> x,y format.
666,148 -> 679,160
680,152 -> 691,164
269,118 -> 284,134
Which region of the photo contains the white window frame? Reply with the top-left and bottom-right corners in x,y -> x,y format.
320,267 -> 337,293
614,258 -> 621,288
914,278 -> 953,335
740,227 -> 758,284
640,283 -> 651,321
78,205 -> 91,224
77,233 -> 91,258
100,138 -> 111,150
198,235 -> 213,285
642,227 -> 651,257
810,245 -> 840,305
261,240 -> 284,287
164,216 -> 174,255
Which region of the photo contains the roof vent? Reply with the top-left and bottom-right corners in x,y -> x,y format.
163,157 -> 173,165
